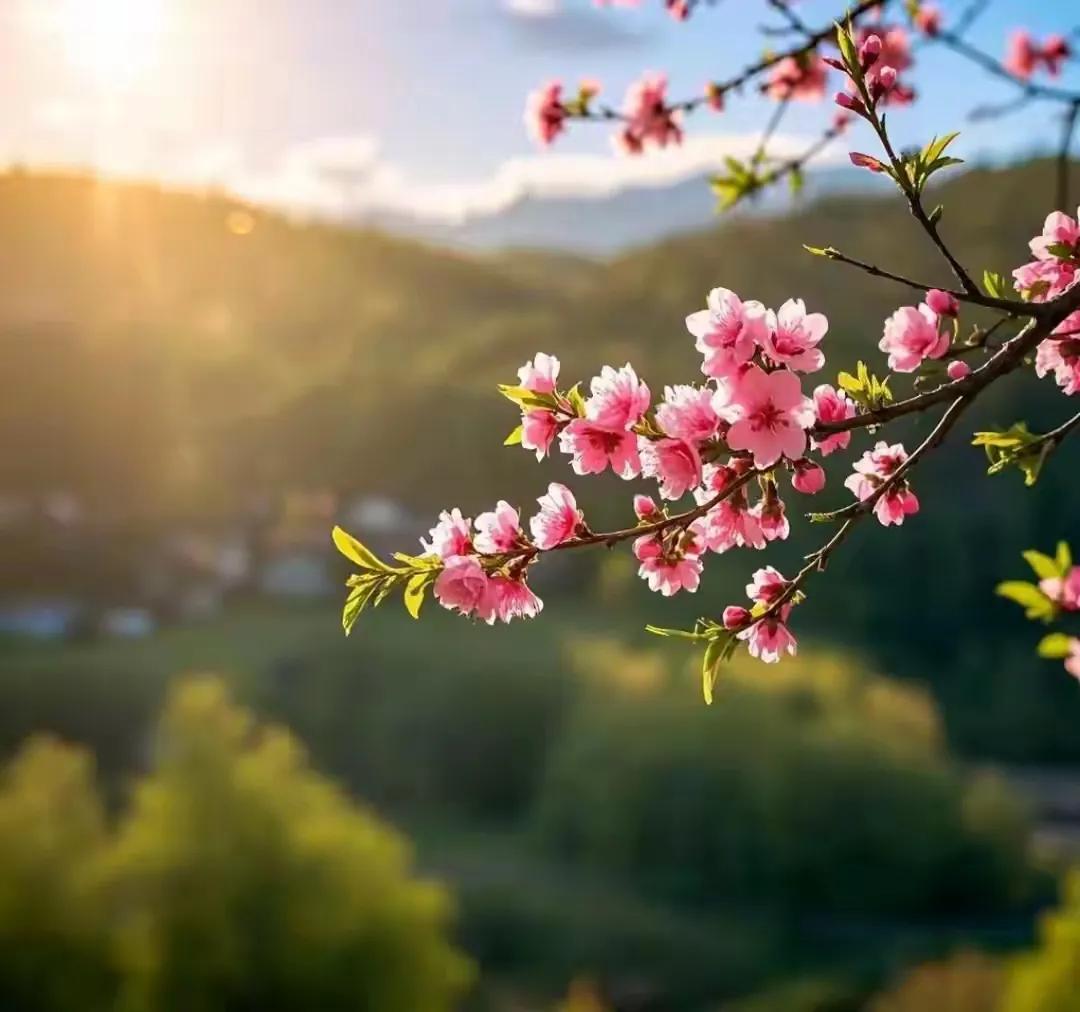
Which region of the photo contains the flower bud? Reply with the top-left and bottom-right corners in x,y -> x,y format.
850,151 -> 886,173
834,91 -> 865,116
925,289 -> 960,318
792,460 -> 826,495
859,34 -> 882,69
946,360 -> 971,381
723,605 -> 752,630
634,494 -> 659,520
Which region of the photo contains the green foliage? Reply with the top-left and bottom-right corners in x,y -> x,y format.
838,360 -> 893,411
973,423 -> 1051,486
996,542 -> 1074,622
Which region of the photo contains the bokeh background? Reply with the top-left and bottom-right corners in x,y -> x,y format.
3,1 -> 1080,1009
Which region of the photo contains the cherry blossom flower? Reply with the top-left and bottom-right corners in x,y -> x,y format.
762,298 -> 828,373
753,488 -> 790,542
486,575 -> 544,624
857,26 -> 915,104
530,483 -> 583,550
434,555 -> 490,617
741,616 -> 798,663
792,460 -> 826,494
719,365 -> 815,469
1038,566 -> 1080,611
844,441 -> 920,527
1013,257 -> 1078,303
585,364 -> 651,431
879,304 -> 950,372
1041,35 -> 1071,76
633,533 -> 703,596
423,509 -> 472,560
518,352 -> 561,393
617,72 -> 682,154
634,494 -> 659,520
560,419 -> 642,478
811,384 -> 856,456
694,465 -> 765,552
1035,309 -> 1080,395
765,52 -> 828,102
925,289 -> 959,317
686,287 -> 768,379
640,437 -> 704,500
914,5 -> 941,37
525,82 -> 566,146
722,606 -> 751,630
1029,210 -> 1080,262
474,501 -> 523,555
522,410 -> 559,461
746,565 -> 789,606
1066,639 -> 1080,680
655,384 -> 721,442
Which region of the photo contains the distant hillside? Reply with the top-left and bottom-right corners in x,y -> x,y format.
2,159 -> 1080,758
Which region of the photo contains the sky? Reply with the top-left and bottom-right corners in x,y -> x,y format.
1,0 -> 1078,223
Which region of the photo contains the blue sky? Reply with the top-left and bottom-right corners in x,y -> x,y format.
2,0 -> 1078,221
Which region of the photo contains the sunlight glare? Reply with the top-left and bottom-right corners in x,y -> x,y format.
59,0 -> 168,89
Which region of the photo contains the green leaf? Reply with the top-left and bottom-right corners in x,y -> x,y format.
342,579 -> 380,635
835,21 -> 857,72
1057,541 -> 1073,575
995,580 -> 1055,621
702,637 -> 723,706
982,270 -> 1007,299
333,526 -> 392,573
403,572 -> 432,620
566,382 -> 586,417
803,244 -> 838,258
1038,632 -> 1075,659
788,167 -> 804,196
503,424 -> 524,446
645,625 -> 706,640
1023,550 -> 1060,582
497,385 -> 556,412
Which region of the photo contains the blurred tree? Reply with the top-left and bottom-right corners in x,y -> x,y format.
1004,871 -> 1080,1012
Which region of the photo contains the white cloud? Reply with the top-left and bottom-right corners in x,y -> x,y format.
223,131 -> 843,225
503,0 -> 562,17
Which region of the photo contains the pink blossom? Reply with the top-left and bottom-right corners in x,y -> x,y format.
525,82 -> 566,146
486,575 -> 544,624
766,52 -> 828,102
434,555 -> 490,617
1013,257 -> 1078,303
811,384 -> 856,457
1034,310 -> 1080,395
693,464 -> 766,553
1038,566 -> 1080,611
914,5 -> 941,37
746,565 -> 789,606
585,364 -> 651,431
792,460 -> 826,494
722,605 -> 751,630
740,617 -> 798,663
640,437 -> 703,500
518,352 -> 561,393
1005,31 -> 1039,79
422,509 -> 472,560
560,419 -> 641,478
686,287 -> 768,379
617,72 -> 682,154
1029,210 -> 1080,262
880,304 -> 950,372
947,360 -> 972,381
1042,35 -> 1071,76
473,501 -> 523,555
521,410 -> 559,461
925,289 -> 959,317
655,384 -> 721,442
844,442 -> 920,527
719,365 -> 815,469
633,534 -> 703,596
857,26 -> 915,104
634,494 -> 659,520
753,491 -> 789,542
1066,639 -> 1080,680
762,298 -> 828,373
530,483 -> 583,550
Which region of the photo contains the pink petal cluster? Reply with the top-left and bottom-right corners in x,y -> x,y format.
423,508 -> 473,560
516,353 -> 562,460
585,364 -> 651,431
685,287 -> 767,380
473,501 -> 523,555
525,82 -> 566,147
434,560 -> 543,624
857,26 -> 915,104
617,72 -> 682,154
529,483 -> 583,550
1067,639 -> 1080,680
640,437 -> 703,501
811,384 -> 856,457
1015,210 -> 1080,302
518,352 -> 561,393
879,303 -> 950,373
1006,31 -> 1071,80
633,531 -> 703,597
560,420 -> 640,478
762,299 -> 828,373
844,442 -> 920,527
718,365 -> 815,469
1039,567 -> 1080,612
792,460 -> 826,495
693,464 -> 766,553
766,52 -> 828,102
914,4 -> 941,37
734,566 -> 797,663
655,384 -> 721,442
1035,310 -> 1080,396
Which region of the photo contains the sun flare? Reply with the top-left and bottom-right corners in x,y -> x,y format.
58,0 -> 168,89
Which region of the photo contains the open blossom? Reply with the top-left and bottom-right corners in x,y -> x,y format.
686,287 -> 768,379
522,410 -> 559,461
762,299 -> 828,373
617,71 -> 682,154
530,483 -> 583,550
473,501 -> 523,555
655,384 -> 721,442
1039,566 -> 1080,611
693,464 -> 765,552
844,442 -> 920,527
766,52 -> 827,101
487,575 -> 544,624
719,365 -> 815,469
753,489 -> 789,542
640,437 -> 703,500
1030,209 -> 1080,261
811,384 -> 856,457
560,419 -> 641,478
585,364 -> 651,431
434,555 -> 490,617
1014,257 -> 1078,303
737,566 -> 796,663
880,304 -> 949,372
423,509 -> 472,560
633,533 -> 703,596
518,352 -> 560,393
525,82 -> 566,146
1035,310 -> 1080,395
